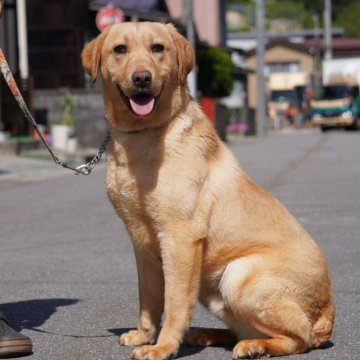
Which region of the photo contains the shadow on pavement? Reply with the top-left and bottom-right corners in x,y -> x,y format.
0,298 -> 79,332
318,340 -> 335,350
176,345 -> 211,359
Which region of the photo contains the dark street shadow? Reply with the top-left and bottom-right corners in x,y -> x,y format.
108,327 -> 134,337
0,298 -> 79,332
176,345 -> 207,359
318,340 -> 335,350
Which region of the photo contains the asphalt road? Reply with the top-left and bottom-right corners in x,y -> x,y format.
0,130 -> 359,360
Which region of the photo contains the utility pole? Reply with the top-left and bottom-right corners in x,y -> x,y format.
324,0 -> 332,60
313,14 -> 321,98
255,0 -> 266,136
182,0 -> 197,98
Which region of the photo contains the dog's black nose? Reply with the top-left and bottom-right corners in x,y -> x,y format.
132,70 -> 152,89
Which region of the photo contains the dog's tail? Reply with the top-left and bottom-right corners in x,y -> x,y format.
310,299 -> 335,348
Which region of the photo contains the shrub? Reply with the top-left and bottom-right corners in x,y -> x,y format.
197,47 -> 234,98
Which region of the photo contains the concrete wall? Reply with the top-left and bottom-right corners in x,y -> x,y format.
33,89 -> 108,148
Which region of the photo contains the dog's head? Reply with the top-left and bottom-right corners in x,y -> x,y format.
81,22 -> 193,129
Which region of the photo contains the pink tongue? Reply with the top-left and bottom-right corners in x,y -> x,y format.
129,96 -> 155,116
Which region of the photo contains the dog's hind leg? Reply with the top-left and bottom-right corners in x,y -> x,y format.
230,300 -> 311,358
232,336 -> 308,359
219,256 -> 312,358
120,250 -> 164,347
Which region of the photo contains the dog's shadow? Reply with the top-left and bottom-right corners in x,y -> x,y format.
108,327 -> 231,358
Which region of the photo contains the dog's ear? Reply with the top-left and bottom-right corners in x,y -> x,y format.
166,23 -> 194,85
81,27 -> 110,83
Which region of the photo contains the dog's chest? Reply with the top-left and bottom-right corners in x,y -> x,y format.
106,141 -> 162,216
106,147 -> 166,260
107,162 -> 150,215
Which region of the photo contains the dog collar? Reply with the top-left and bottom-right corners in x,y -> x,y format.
119,128 -> 149,135
105,114 -> 149,135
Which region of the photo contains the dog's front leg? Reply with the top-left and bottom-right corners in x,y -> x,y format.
131,234 -> 203,360
120,250 -> 164,347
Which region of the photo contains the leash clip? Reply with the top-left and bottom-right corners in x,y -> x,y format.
75,164 -> 92,176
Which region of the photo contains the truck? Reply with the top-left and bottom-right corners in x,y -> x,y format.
310,58 -> 360,131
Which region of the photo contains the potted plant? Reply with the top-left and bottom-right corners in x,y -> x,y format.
52,91 -> 77,151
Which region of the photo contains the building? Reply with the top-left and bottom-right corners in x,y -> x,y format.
245,40 -> 315,111
166,0 -> 226,47
227,28 -> 345,52
1,0 -> 230,145
245,36 -> 360,104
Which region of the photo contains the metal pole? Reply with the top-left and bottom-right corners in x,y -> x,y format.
182,0 -> 197,98
324,0 -> 332,60
16,0 -> 29,82
255,0 -> 266,136
313,14 -> 321,98
0,0 -> 4,129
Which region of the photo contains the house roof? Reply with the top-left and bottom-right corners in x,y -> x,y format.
246,37 -> 360,58
227,28 -> 344,40
303,37 -> 360,57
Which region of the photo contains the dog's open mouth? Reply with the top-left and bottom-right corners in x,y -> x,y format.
129,93 -> 155,117
117,86 -> 157,117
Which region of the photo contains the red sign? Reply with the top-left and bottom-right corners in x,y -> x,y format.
96,5 -> 125,32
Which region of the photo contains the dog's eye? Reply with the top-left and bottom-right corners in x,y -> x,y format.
114,44 -> 127,54
151,44 -> 165,53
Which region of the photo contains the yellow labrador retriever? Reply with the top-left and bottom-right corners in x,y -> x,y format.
81,22 -> 334,360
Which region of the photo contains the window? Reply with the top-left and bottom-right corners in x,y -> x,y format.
266,61 -> 301,74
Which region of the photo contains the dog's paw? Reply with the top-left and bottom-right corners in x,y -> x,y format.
187,329 -> 216,347
232,340 -> 267,359
119,330 -> 153,346
130,344 -> 177,360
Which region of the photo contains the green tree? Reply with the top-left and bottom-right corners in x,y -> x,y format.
266,0 -> 314,29
302,0 -> 324,16
197,48 -> 234,98
334,1 -> 360,37
228,0 -> 315,31
228,0 -> 360,36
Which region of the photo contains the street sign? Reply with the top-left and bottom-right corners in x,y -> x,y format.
96,4 -> 124,32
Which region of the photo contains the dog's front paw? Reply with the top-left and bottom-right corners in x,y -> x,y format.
130,344 -> 178,360
119,330 -> 154,346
